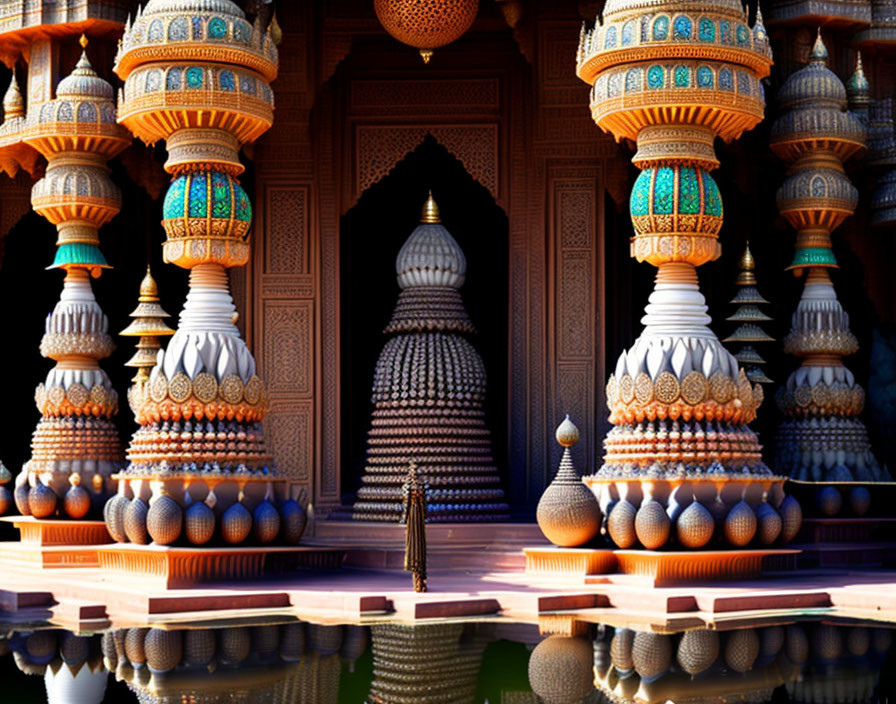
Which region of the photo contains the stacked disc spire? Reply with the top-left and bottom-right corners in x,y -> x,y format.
723,244 -> 775,385
352,194 -> 509,522
770,34 -> 890,501
576,1 -> 801,549
11,37 -> 131,520
106,0 -> 306,547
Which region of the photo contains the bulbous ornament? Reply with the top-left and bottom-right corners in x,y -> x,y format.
218,628 -> 250,665
784,625 -> 809,664
846,626 -> 870,657
813,625 -> 842,661
536,419 -> 601,547
253,500 -> 280,544
0,485 -> 13,515
185,500 -> 215,545
755,501 -> 782,545
635,498 -> 671,550
779,494 -> 802,543
147,495 -> 183,545
759,626 -> 785,659
527,635 -> 594,704
124,497 -> 150,544
14,484 -> 31,515
308,624 -> 343,655
280,622 -> 305,662
63,480 -> 91,519
29,483 -> 58,518
145,628 -> 183,673
374,0 -> 479,63
724,629 -> 759,672
608,499 -> 637,548
251,625 -> 280,656
104,494 -> 130,543
25,631 -> 56,663
632,632 -> 672,681
279,498 -> 306,544
222,501 -> 252,544
677,629 -> 719,675
60,633 -> 88,667
102,631 -> 118,670
676,500 -> 714,549
816,486 -> 842,516
183,629 -> 216,667
850,486 -> 871,516
724,500 -> 757,547
610,628 -> 635,673
125,627 -> 149,668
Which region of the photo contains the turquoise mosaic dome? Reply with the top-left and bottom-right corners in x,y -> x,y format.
630,165 -> 723,234
162,170 -> 252,240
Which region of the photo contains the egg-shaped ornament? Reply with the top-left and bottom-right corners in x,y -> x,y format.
63,474 -> 91,519
124,497 -> 150,544
374,0 -> 479,63
183,629 -> 216,668
104,493 -> 130,543
14,483 -> 31,515
29,482 -> 58,518
279,498 -> 306,544
253,497 -> 280,544
146,494 -> 183,545
677,629 -> 719,675
608,499 -> 637,548
185,499 -> 216,545
145,629 -> 183,673
222,500 -> 252,544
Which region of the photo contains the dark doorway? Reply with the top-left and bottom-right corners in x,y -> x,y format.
339,136 -> 510,505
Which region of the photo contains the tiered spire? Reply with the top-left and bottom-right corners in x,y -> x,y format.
11,37 -> 131,520
352,193 -> 509,522
770,33 -> 889,490
575,0 -> 800,550
119,267 -> 174,415
723,244 -> 774,385
105,0 -> 303,549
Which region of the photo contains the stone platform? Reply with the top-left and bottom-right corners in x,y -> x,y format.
0,517 -> 111,568
524,546 -> 800,586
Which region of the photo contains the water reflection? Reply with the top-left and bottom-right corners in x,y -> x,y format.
0,618 -> 892,703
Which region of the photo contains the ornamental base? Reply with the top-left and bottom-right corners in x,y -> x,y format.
523,546 -> 799,586
613,549 -> 799,586
0,516 -> 110,546
524,547 -> 617,576
95,544 -> 345,588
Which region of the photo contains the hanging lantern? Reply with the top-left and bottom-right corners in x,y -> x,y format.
374,0 -> 479,63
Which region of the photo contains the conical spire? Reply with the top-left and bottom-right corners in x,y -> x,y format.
810,30 -> 828,64
420,191 -> 440,223
56,36 -> 114,100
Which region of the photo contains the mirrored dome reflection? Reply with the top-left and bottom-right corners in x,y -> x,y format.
0,618 -> 892,703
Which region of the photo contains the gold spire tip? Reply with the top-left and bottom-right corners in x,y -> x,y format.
79,34 -> 88,49
740,243 -> 755,271
138,266 -> 160,300
421,191 -> 441,223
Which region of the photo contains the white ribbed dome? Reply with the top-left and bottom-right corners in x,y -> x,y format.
396,223 -> 466,289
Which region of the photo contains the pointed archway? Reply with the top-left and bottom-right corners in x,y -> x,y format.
339,136 -> 509,505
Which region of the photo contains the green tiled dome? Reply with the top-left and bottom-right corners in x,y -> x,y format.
162,170 -> 252,240
630,164 -> 723,229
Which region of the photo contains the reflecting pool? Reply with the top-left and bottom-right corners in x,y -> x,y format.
1,616 -> 893,703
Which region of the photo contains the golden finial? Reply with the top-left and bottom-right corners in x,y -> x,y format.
269,10 -> 282,46
420,191 -> 441,223
79,34 -> 88,49
138,265 -> 160,301
736,243 -> 757,285
419,49 -> 434,64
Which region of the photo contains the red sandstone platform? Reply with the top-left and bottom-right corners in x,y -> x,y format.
0,517 -> 111,568
524,546 -> 800,585
96,543 -> 347,588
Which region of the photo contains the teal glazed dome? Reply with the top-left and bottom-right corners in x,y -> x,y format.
162,170 -> 252,240
630,165 -> 723,232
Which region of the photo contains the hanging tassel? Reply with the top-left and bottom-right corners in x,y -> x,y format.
402,461 -> 427,593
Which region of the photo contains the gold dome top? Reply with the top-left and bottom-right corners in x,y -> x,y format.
740,242 -> 755,270
420,191 -> 441,223
138,266 -> 160,301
